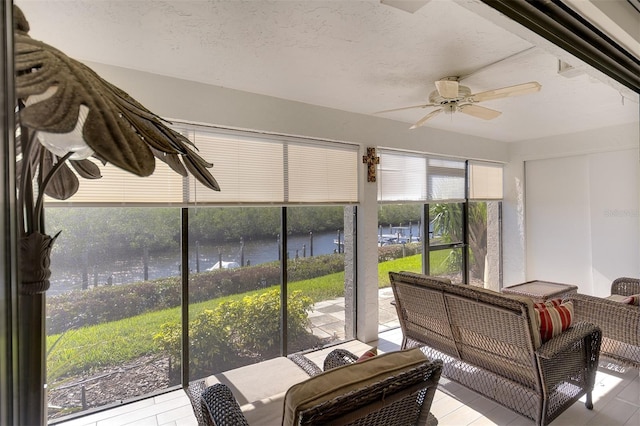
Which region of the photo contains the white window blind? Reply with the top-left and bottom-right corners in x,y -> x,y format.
45,124 -> 358,206
185,129 -> 285,204
377,150 -> 465,202
377,150 -> 427,202
427,158 -> 465,201
44,159 -> 186,205
468,161 -> 503,200
287,143 -> 357,203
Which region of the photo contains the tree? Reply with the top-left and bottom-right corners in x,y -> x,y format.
429,202 -> 487,282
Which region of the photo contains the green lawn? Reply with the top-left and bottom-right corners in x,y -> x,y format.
47,253 -> 451,381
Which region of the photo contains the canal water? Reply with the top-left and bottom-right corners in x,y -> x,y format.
48,223 -> 423,296
48,230 -> 344,296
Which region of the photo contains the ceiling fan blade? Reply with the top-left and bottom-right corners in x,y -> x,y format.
470,81 -> 541,103
458,104 -> 501,120
435,79 -> 459,99
409,108 -> 442,129
374,103 -> 435,114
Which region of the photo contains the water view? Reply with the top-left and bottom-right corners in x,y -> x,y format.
48,223 -> 424,296
48,231 -> 334,295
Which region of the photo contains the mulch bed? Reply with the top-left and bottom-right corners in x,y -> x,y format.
47,354 -> 172,420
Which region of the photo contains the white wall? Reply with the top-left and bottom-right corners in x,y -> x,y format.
589,149 -> 640,294
525,155 -> 593,291
505,123 -> 639,295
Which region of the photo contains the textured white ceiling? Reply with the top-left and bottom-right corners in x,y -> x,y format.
14,0 -> 639,142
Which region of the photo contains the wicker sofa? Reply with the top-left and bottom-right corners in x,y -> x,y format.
570,277 -> 640,368
189,347 -> 442,426
389,271 -> 602,426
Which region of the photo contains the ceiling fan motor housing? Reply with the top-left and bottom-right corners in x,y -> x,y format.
428,85 -> 472,105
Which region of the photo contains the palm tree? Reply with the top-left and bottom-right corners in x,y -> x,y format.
430,202 -> 487,282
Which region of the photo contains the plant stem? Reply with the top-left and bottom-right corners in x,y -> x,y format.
34,151 -> 74,231
19,125 -> 37,235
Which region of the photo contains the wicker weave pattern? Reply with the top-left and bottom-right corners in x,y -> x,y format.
390,271 -> 602,426
390,277 -> 458,357
611,277 -> 640,297
201,383 -> 250,426
570,292 -> 639,368
288,353 -> 324,376
186,380 -> 207,426
323,348 -> 359,371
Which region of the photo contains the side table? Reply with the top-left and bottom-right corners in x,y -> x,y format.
502,280 -> 578,302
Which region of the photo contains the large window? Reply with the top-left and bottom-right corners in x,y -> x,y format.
43,126 -> 359,420
376,203 -> 423,331
45,207 -> 182,419
428,202 -> 465,283
286,206 -> 356,351
378,151 -> 503,291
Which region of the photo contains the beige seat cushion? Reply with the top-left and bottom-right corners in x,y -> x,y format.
282,347 -> 427,426
205,357 -> 310,425
607,294 -> 629,303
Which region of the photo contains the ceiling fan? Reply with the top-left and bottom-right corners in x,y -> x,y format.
377,78 -> 542,129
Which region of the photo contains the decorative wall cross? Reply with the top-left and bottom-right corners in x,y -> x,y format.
362,147 -> 380,183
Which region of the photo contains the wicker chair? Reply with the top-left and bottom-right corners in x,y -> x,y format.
390,271 -> 602,426
568,277 -> 640,368
610,277 -> 640,297
198,348 -> 442,426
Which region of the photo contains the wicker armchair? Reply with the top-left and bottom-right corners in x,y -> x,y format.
611,277 -> 640,297
198,348 -> 442,426
568,277 -> 640,368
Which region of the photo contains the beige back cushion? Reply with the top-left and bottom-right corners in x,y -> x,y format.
282,347 -> 427,426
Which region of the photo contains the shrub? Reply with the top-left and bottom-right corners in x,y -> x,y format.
154,289 -> 314,378
377,242 -> 421,262
220,289 -> 314,353
46,279 -> 181,334
47,255 -> 338,334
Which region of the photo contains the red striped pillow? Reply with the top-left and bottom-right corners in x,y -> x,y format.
534,299 -> 574,343
356,347 -> 377,362
622,294 -> 640,305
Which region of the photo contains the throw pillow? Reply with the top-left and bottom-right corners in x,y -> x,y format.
533,299 -> 574,343
356,347 -> 377,362
622,294 -> 640,306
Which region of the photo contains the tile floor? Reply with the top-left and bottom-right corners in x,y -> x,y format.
53,288 -> 639,426
56,326 -> 639,426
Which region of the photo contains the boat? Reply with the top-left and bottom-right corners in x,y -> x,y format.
207,261 -> 240,271
378,226 -> 420,246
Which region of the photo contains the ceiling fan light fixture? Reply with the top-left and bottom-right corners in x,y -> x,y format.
443,104 -> 457,115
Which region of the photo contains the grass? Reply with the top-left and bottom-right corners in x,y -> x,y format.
46,253 -> 453,381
